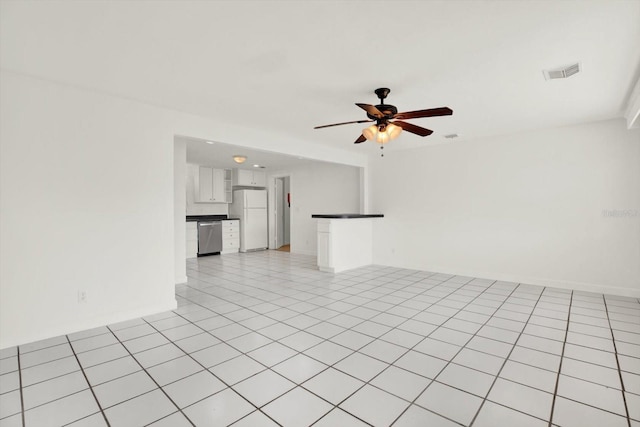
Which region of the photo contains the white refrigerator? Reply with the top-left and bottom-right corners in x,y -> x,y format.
229,189 -> 268,252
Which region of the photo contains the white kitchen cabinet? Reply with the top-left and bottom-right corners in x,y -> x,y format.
221,219 -> 239,254
186,222 -> 198,258
232,169 -> 266,187
197,167 -> 231,203
315,218 -> 377,273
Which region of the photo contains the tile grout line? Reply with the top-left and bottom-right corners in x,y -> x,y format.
12,254 -> 637,427
187,264 -> 561,425
175,268 -> 471,425
308,279 -> 480,426
17,347 -> 25,427
104,326 -> 197,427
192,256 -> 639,424
168,293 -> 373,426
602,295 -> 632,427
155,256 -> 640,426
170,287 -> 390,426
388,280 -> 525,426
546,290 -> 574,427
64,335 -> 111,427
140,317 -> 286,427
467,285 -> 548,426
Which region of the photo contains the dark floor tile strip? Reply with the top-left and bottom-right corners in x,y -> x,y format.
603,296 -> 632,427
17,347 -> 25,427
65,335 -> 111,427
547,291 -> 574,427
104,326 -> 196,427
467,286 -> 547,426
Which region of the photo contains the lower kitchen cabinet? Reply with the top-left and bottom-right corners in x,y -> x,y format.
221,219 -> 239,254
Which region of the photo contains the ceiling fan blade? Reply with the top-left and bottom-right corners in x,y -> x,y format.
314,119 -> 372,129
356,103 -> 384,118
393,107 -> 453,120
354,134 -> 366,144
392,120 -> 433,137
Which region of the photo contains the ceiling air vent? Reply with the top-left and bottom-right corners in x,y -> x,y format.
444,134 -> 458,139
543,63 -> 581,80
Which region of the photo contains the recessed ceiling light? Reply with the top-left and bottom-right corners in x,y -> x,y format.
205,141 -> 215,145
253,164 -> 265,168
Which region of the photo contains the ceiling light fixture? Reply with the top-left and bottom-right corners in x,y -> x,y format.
362,123 -> 402,144
233,155 -> 247,164
205,141 -> 215,145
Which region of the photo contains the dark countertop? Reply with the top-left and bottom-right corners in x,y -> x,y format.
311,214 -> 384,219
186,215 -> 240,222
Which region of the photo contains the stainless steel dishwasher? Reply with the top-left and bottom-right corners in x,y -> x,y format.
197,221 -> 222,256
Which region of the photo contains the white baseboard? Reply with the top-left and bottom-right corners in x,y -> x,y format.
0,298 -> 178,350
175,275 -> 188,284
292,248 -> 316,256
376,262 -> 640,298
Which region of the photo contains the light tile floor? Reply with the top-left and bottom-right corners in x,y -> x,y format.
1,251 -> 639,426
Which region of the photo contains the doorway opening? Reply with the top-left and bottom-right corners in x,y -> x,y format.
274,176 -> 291,252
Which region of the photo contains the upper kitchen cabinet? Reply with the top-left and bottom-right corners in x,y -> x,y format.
196,166 -> 232,203
233,169 -> 266,187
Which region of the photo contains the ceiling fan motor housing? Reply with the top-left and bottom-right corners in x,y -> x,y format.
367,104 -> 397,120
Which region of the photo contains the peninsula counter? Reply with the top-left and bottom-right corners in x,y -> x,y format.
311,214 -> 384,273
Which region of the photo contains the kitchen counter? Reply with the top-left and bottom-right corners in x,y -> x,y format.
186,215 -> 239,222
311,214 -> 384,219
313,214 -> 383,273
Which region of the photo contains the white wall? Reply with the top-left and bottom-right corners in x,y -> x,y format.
0,71 -> 367,349
0,72 -> 178,348
174,140 -> 187,283
185,163 -> 229,216
268,162 -> 361,255
370,119 -> 640,297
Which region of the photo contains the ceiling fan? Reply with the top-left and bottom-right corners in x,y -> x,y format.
314,88 -> 453,147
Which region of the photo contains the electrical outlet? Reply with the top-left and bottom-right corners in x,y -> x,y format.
78,290 -> 87,303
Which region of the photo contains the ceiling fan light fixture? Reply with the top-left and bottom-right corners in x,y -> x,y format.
363,123 -> 402,144
362,124 -> 378,140
233,155 -> 247,164
386,123 -> 402,140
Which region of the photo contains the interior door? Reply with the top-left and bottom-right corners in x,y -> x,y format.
275,179 -> 284,248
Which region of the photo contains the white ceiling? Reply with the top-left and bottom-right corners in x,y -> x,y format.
181,136 -> 313,170
2,1 -> 639,155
